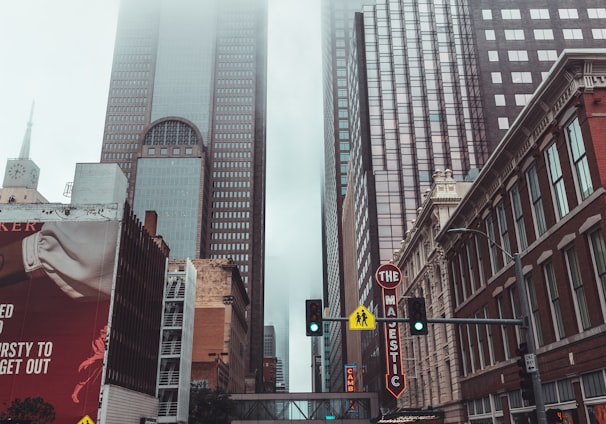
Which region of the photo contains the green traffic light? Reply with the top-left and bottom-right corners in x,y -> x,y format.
413,321 -> 424,331
309,322 -> 320,333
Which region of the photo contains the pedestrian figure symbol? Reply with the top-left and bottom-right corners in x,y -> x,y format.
349,305 -> 376,330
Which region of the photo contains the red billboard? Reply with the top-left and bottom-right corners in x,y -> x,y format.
0,220 -> 119,423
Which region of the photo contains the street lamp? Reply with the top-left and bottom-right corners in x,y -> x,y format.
447,227 -> 547,424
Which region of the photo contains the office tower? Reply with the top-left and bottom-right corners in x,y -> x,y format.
323,0 -> 606,407
100,0 -> 268,390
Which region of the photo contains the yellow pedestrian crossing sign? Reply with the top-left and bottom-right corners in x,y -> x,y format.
349,305 -> 376,330
78,415 -> 95,424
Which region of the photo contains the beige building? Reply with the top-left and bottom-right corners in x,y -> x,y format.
393,169 -> 471,422
190,258 -> 250,393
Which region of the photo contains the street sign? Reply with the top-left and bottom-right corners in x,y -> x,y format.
375,263 -> 403,289
349,305 -> 376,330
77,416 -> 95,424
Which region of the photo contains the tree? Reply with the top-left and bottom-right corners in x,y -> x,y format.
0,397 -> 55,424
189,383 -> 234,424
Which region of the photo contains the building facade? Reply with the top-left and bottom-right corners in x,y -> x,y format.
442,50 -> 606,424
100,0 -> 268,389
393,170 -> 471,422
323,0 -> 606,408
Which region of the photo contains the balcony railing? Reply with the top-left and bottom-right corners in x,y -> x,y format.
163,312 -> 183,327
158,401 -> 178,417
158,371 -> 180,386
161,340 -> 182,356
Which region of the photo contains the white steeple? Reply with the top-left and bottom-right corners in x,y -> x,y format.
18,101 -> 35,159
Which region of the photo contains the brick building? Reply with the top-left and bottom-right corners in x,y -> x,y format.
441,50 -> 606,423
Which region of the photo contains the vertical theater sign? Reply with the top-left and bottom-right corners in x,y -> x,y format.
375,263 -> 406,398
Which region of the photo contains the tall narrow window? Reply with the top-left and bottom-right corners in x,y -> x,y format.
466,240 -> 478,293
544,261 -> 565,339
589,230 -> 606,317
497,295 -> 511,359
508,286 -> 522,346
475,234 -> 486,287
484,306 -> 496,365
496,201 -> 512,263
511,184 -> 528,250
565,246 -> 591,330
527,164 -> 547,235
526,274 -> 543,346
546,142 -> 569,218
485,215 -> 499,274
475,311 -> 486,369
565,117 -> 593,200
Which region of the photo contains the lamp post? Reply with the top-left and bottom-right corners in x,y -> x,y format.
448,228 -> 547,424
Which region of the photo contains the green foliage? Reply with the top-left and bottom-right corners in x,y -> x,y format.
189,383 -> 234,424
0,397 -> 56,424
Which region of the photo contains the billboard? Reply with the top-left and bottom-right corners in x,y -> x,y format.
0,219 -> 119,423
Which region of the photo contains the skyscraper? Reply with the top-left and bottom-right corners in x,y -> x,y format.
100,0 -> 268,390
323,0 -> 606,407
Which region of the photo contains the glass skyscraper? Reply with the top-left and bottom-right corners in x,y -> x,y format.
100,0 -> 268,390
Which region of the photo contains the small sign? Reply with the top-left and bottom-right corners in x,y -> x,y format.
78,416 -> 95,424
375,263 -> 403,289
349,305 -> 376,330
524,353 -> 537,373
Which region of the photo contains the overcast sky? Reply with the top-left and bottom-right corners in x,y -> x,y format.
0,0 -> 324,392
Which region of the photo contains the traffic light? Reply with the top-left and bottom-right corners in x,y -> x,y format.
546,409 -> 563,424
516,343 -> 535,405
407,297 -> 428,335
306,299 -> 323,336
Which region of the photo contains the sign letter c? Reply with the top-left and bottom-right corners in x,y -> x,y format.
390,375 -> 401,387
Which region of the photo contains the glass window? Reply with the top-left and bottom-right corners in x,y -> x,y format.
589,230 -> 606,318
498,117 -> 509,129
583,371 -> 606,398
504,29 -> 525,40
510,184 -> 528,250
482,9 -> 493,20
565,117 -> 593,200
530,9 -> 550,19
491,72 -> 502,83
485,29 -> 496,40
501,9 -> 521,19
511,72 -> 532,83
537,50 -> 558,61
558,9 -> 579,19
588,8 -> 606,19
508,50 -> 528,61
526,274 -> 543,346
485,214 -> 499,274
148,147 -> 156,155
563,29 -> 583,39
495,94 -> 506,106
565,246 -> 591,330
488,51 -> 499,62
546,142 -> 569,218
544,261 -> 565,339
496,295 -> 511,359
534,29 -> 555,40
515,94 -> 533,106
496,201 -> 512,263
527,164 -> 547,236
592,29 -> 606,39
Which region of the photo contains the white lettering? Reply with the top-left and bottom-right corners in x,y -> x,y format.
390,375 -> 401,387
384,295 -> 397,305
0,358 -> 23,374
0,304 -> 14,319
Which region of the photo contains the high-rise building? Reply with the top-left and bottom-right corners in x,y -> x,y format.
100,0 -> 268,390
323,0 -> 606,408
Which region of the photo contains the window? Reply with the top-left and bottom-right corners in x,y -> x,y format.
546,142 -> 569,218
530,9 -> 550,19
498,117 -> 509,129
496,295 -> 511,359
527,164 -> 547,236
485,215 -> 499,274
501,9 -> 521,19
563,29 -> 583,39
565,117 -> 593,200
588,8 -> 606,19
515,94 -> 533,106
505,29 -> 525,40
544,261 -> 565,339
589,230 -> 606,318
510,184 -> 528,250
508,50 -> 529,61
511,72 -> 532,83
526,274 -> 543,346
495,94 -> 506,106
565,246 -> 591,330
558,9 -> 578,19
482,9 -> 492,19
491,72 -> 503,83
534,29 -> 554,40
488,51 -> 499,62
592,29 -> 606,39
496,201 -> 512,263
485,29 -> 496,40
537,50 -> 558,61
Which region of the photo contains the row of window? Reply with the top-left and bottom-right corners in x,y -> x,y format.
214,124 -> 253,131
482,8 -> 606,20
211,171 -> 251,178
211,201 -> 251,209
211,221 -> 250,229
147,147 -> 194,156
213,191 -> 250,199
486,28 -> 606,41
